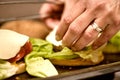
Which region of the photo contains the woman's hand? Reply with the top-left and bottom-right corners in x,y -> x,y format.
56,0 -> 120,51
40,0 -> 120,51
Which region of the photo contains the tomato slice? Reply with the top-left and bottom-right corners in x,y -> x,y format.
9,41 -> 32,63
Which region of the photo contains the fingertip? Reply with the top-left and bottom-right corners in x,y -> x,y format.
45,19 -> 59,29
55,35 -> 61,41
92,41 -> 104,50
55,27 -> 63,41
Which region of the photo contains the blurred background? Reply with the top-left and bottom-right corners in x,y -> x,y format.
0,0 -> 44,18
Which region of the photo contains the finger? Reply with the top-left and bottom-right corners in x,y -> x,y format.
92,24 -> 120,50
62,0 -> 86,18
71,17 -> 107,51
62,10 -> 95,47
39,4 -> 54,14
94,17 -> 108,31
45,18 -> 60,29
39,2 -> 63,15
56,0 -> 86,40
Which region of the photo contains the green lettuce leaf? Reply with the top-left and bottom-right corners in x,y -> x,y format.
25,38 -> 59,78
29,38 -> 79,60
29,38 -> 53,54
25,38 -> 79,78
0,60 -> 18,80
25,38 -> 103,78
45,47 -> 79,59
109,31 -> 120,46
25,57 -> 58,78
103,31 -> 120,53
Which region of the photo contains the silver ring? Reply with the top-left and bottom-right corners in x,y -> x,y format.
91,22 -> 103,33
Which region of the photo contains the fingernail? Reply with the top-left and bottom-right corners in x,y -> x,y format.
56,35 -> 61,41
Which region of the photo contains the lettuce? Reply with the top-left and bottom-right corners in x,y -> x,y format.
25,56 -> 58,78
25,38 -> 58,78
0,60 -> 18,80
25,38 -> 79,78
28,38 -> 79,60
25,38 -> 104,78
103,31 -> 120,53
45,47 -> 79,59
29,38 -> 53,54
109,31 -> 120,46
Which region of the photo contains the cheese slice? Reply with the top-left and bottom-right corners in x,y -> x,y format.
0,29 -> 29,59
46,27 -> 62,46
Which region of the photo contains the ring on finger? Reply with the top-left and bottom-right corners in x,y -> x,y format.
91,22 -> 103,33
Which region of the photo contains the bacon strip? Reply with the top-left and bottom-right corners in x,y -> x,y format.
9,41 -> 32,63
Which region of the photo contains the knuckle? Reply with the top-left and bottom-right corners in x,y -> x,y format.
106,8 -> 113,15
69,24 -> 80,35
114,18 -> 120,26
83,32 -> 94,40
91,1 -> 107,12
62,16 -> 73,25
115,20 -> 120,27
95,2 -> 106,9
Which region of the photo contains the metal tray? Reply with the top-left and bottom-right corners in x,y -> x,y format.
1,1 -> 120,80
1,17 -> 120,80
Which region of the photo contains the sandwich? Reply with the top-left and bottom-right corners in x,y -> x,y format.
44,27 -> 105,66
0,29 -> 32,79
0,29 -> 58,79
0,28 -> 106,79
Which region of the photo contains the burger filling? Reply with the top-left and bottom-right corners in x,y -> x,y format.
9,41 -> 32,63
